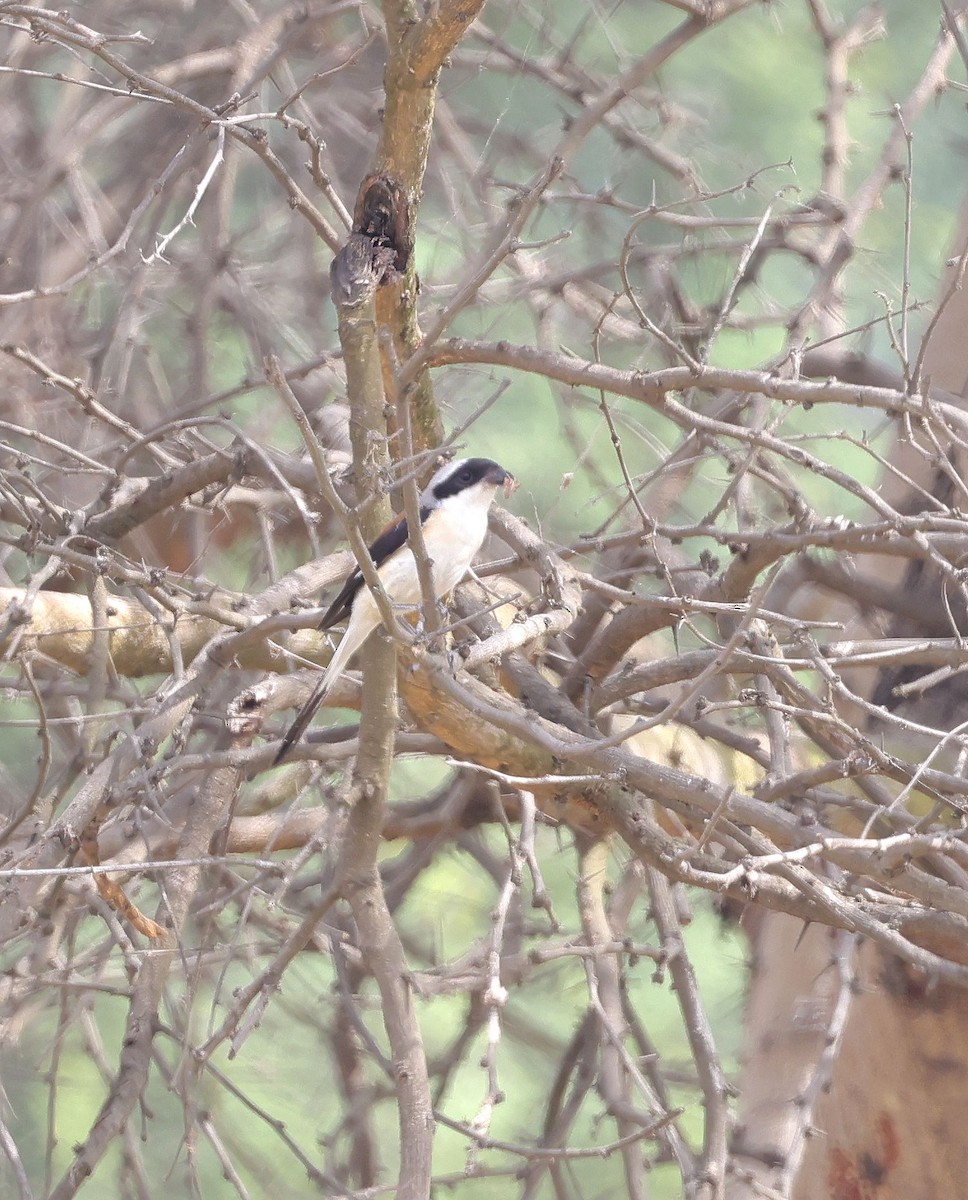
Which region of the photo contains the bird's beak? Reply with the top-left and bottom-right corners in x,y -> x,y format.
485,463 -> 517,496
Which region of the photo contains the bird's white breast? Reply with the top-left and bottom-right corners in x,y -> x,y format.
359,482 -> 495,620
420,482 -> 494,593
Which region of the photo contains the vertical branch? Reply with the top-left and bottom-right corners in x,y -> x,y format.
378,0 -> 486,198
48,729 -> 245,1199
364,0 -> 488,453
645,866 -> 730,1200
0,1115 -> 31,1200
332,239 -> 395,536
577,837 -> 694,1198
332,237 -> 434,1197
339,651 -> 434,1200
776,931 -> 858,1194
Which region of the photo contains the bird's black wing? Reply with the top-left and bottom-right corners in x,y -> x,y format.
318,568 -> 365,630
318,505 -> 429,629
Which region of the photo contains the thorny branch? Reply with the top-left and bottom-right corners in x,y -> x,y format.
1,1 -> 968,1198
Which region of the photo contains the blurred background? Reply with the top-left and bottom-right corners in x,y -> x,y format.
1,1 -> 965,1196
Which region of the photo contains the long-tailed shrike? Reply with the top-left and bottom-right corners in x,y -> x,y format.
275,456 -> 514,763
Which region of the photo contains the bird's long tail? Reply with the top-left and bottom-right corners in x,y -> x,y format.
273,673 -> 333,765
273,626 -> 360,764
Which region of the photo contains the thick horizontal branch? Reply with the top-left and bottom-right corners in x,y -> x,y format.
0,555 -> 352,677
86,448 -> 249,540
428,338 -> 968,432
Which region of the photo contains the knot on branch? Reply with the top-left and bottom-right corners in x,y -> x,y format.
331,172 -> 411,308
330,234 -> 397,309
353,172 -> 411,274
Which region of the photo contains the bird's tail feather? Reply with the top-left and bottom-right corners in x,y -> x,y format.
273,672 -> 334,765
273,623 -> 361,764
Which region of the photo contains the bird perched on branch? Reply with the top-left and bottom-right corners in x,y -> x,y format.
275,456 -> 515,764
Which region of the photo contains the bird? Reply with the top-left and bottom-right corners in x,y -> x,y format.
274,456 -> 515,764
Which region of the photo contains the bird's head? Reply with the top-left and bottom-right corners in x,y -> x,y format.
423,457 -> 516,507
